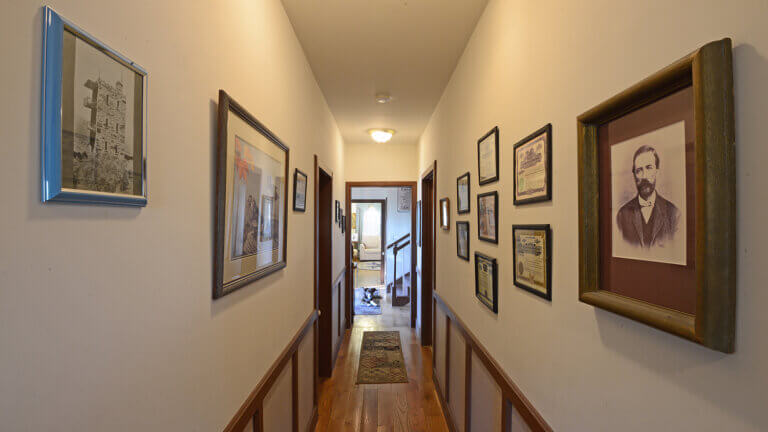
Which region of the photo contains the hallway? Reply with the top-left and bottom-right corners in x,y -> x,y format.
315,305 -> 448,431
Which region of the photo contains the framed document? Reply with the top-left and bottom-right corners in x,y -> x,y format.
456,221 -> 470,261
439,198 -> 450,230
342,215 -> 346,234
475,253 -> 498,313
335,200 -> 340,222
293,169 -> 307,212
456,172 -> 470,214
42,7 -> 148,206
577,39 -> 736,352
513,225 -> 552,301
514,124 -> 552,205
397,186 -> 411,212
477,127 -> 499,185
214,90 -> 289,298
477,191 -> 498,243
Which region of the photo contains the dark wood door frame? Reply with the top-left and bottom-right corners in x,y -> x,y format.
345,181 -> 418,329
350,199 -> 387,284
420,161 -> 437,347
315,155 -> 334,379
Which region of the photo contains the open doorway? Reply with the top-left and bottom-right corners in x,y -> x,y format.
345,183 -> 416,329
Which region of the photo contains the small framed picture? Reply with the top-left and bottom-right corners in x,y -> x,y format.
513,224 -> 552,301
397,186 -> 411,212
42,6 -> 148,206
456,221 -> 470,261
293,169 -> 307,212
477,191 -> 498,243
342,215 -> 346,234
578,39 -> 736,352
475,252 -> 498,313
439,198 -> 450,230
514,124 -> 552,205
417,200 -> 422,247
456,172 -> 470,214
335,200 -> 340,222
477,126 -> 499,185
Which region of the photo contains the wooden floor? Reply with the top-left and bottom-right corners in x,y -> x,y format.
315,293 -> 448,431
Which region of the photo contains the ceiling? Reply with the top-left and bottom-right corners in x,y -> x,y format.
281,0 -> 489,146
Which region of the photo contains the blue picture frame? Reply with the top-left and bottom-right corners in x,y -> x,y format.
42,6 -> 148,206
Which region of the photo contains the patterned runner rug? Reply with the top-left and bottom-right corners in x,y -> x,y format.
356,331 -> 409,384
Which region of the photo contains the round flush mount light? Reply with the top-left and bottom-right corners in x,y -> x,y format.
375,92 -> 392,104
368,128 -> 395,143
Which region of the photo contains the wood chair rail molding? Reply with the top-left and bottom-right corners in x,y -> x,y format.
223,310 -> 318,432
433,292 -> 553,432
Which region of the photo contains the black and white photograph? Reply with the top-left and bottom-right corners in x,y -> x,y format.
611,121 -> 686,265
62,30 -> 144,196
456,172 -> 470,213
293,168 -> 307,211
456,221 -> 470,261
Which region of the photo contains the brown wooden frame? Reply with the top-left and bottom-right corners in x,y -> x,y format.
439,197 -> 450,230
214,90 -> 289,299
577,38 -> 736,353
345,182 -> 418,329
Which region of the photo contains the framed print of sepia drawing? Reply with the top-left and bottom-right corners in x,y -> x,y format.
214,90 -> 289,298
42,6 -> 147,206
477,191 -> 498,243
577,39 -> 736,352
514,124 -> 552,205
456,221 -> 470,261
456,172 -> 470,214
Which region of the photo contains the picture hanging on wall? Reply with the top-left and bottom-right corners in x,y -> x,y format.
477,126 -> 499,185
475,252 -> 498,313
514,124 -> 552,205
41,6 -> 148,206
513,224 -> 552,301
342,215 -> 346,234
213,90 -> 289,299
456,221 -> 470,261
439,198 -> 450,230
577,38 -> 736,352
477,191 -> 498,243
335,200 -> 340,222
417,200 -> 422,247
397,186 -> 411,212
293,168 -> 307,212
456,172 -> 470,214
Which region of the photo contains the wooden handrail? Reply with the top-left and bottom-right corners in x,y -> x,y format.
394,241 -> 411,253
386,233 -> 411,250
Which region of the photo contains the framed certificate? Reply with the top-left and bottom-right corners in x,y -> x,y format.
577,39 -> 736,352
475,252 -> 498,313
477,191 -> 498,243
477,126 -> 499,185
513,224 -> 552,301
456,172 -> 470,214
293,168 -> 307,212
456,221 -> 470,261
513,124 -> 552,205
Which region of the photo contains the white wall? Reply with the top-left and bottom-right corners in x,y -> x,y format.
352,187 -> 413,287
419,0 -> 768,430
345,141 -> 418,181
0,0 -> 345,430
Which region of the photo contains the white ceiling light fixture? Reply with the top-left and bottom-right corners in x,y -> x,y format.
368,128 -> 395,143
375,92 -> 392,104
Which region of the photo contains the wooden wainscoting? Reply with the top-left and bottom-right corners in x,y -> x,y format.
433,292 -> 553,432
332,267 -> 347,368
223,311 -> 319,432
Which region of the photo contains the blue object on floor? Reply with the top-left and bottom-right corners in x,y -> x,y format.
354,288 -> 382,315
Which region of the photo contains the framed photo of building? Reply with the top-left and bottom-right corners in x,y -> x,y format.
477,127 -> 499,185
293,169 -> 307,212
456,221 -> 470,261
577,39 -> 736,352
41,6 -> 147,206
513,225 -> 552,301
439,198 -> 450,230
214,90 -> 289,299
475,253 -> 498,313
477,191 -> 498,243
514,124 -> 552,205
456,172 -> 470,214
